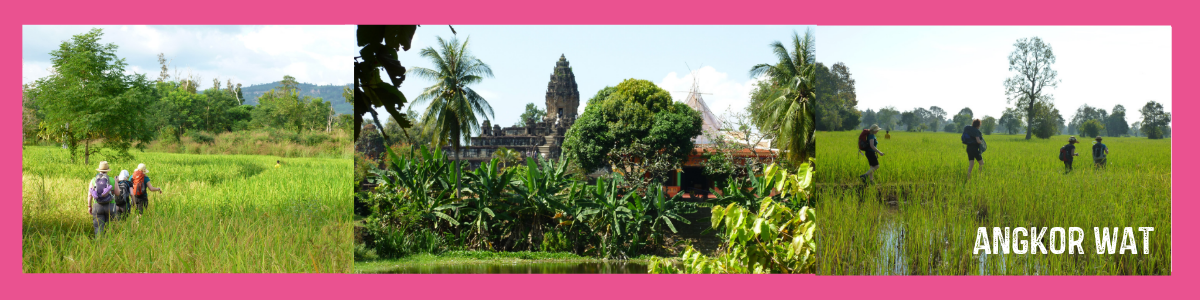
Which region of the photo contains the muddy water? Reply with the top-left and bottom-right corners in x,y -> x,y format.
381,261 -> 649,274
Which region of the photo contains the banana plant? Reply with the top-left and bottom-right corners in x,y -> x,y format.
379,146 -> 458,228
460,158 -> 515,250
645,183 -> 693,246
587,174 -> 639,259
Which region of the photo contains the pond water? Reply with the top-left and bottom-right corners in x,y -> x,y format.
380,261 -> 649,274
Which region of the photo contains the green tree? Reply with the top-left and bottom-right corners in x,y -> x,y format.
875,106 -> 899,130
952,112 -> 973,133
1107,104 -> 1129,136
1080,119 -> 1105,138
980,116 -> 997,135
29,28 -> 156,164
562,79 -> 702,175
999,107 -> 1024,134
748,29 -> 816,163
1004,37 -> 1060,140
410,36 -> 495,197
1139,101 -> 1171,139
899,111 -> 919,132
516,103 -> 546,127
1030,102 -> 1062,139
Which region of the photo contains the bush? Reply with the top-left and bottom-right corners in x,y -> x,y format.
188,131 -> 216,145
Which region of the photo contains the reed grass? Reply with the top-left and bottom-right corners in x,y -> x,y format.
817,131 -> 1170,275
22,146 -> 352,273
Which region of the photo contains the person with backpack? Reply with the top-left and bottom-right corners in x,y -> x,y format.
113,170 -> 133,221
130,163 -> 164,215
962,119 -> 985,179
1060,136 -> 1081,173
88,161 -> 116,237
858,124 -> 885,183
1092,136 -> 1109,169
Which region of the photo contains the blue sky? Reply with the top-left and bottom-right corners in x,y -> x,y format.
23,25 -> 354,87
818,26 -> 1171,123
394,25 -> 815,127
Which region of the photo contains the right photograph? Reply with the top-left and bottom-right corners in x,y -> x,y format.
816,26 -> 1171,275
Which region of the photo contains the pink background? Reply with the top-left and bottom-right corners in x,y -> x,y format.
3,0 -> 1193,298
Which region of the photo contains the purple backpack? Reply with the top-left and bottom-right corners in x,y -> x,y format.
91,174 -> 113,204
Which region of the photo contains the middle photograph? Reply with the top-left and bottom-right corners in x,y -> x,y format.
352,25 -> 817,274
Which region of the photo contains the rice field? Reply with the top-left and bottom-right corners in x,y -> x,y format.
22,146 -> 352,273
816,131 -> 1171,275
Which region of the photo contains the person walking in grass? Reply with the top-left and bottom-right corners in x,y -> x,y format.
130,164 -> 164,215
1061,136 -> 1081,174
113,170 -> 133,221
963,119 -> 985,179
1092,136 -> 1109,170
88,161 -> 116,237
858,124 -> 885,183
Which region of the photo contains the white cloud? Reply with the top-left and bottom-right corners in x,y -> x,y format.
656,66 -> 762,118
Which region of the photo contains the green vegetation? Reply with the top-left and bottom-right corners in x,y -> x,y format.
562,78 -> 703,176
748,29 -> 816,164
816,131 -> 1170,275
357,146 -> 697,260
22,146 -> 352,273
241,81 -> 351,114
23,28 -> 351,161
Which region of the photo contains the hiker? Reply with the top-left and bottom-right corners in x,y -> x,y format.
1060,136 -> 1081,173
885,130 -> 891,139
963,119 -> 984,179
88,161 -> 116,237
1093,136 -> 1109,169
130,163 -> 164,215
113,170 -> 133,221
275,160 -> 281,168
858,124 -> 885,183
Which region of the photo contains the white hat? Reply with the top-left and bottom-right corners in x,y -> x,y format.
118,170 -> 130,181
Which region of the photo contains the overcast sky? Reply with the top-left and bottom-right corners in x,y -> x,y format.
392,25 -> 815,127
23,25 -> 354,87
819,26 -> 1171,123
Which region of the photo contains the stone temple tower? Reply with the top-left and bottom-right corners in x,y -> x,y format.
545,54 -> 580,123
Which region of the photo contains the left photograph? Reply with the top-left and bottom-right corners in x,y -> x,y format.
21,25 -> 354,273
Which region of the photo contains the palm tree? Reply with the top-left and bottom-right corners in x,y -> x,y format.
748,28 -> 816,164
411,36 -> 495,198
492,147 -> 522,170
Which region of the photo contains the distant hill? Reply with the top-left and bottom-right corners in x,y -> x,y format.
241,82 -> 352,115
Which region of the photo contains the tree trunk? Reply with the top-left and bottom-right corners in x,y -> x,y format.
1025,102 -> 1034,140
84,139 -> 90,165
455,146 -> 462,200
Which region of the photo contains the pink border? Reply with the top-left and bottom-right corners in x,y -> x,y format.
4,0 -> 1194,299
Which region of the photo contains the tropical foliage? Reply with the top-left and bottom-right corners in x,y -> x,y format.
748,29 -> 816,163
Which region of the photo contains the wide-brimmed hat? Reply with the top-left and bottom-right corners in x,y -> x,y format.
1095,136 -> 1103,141
96,161 -> 110,172
136,163 -> 148,174
868,124 -> 882,132
1069,136 -> 1078,143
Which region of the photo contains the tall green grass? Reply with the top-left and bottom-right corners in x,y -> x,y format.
817,131 -> 1170,275
22,146 -> 352,273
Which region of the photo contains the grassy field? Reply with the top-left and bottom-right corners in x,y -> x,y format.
816,131 -> 1170,275
22,146 -> 352,273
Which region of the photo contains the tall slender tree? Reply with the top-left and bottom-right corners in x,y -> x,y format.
1004,37 -> 1060,140
411,36 -> 495,197
748,29 -> 816,163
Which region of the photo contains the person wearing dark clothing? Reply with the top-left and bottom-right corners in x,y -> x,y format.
859,124 -> 886,183
1092,136 -> 1109,169
964,119 -> 985,179
1064,136 -> 1080,173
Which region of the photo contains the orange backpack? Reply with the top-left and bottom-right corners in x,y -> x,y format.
132,170 -> 147,196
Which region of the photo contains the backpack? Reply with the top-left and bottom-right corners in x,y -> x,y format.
1059,145 -> 1070,162
91,174 -> 113,204
115,180 -> 132,206
857,129 -> 871,151
961,127 -> 973,144
132,170 -> 147,196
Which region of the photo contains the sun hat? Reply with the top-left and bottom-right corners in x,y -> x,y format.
118,170 -> 130,181
1069,136 -> 1078,143
136,163 -> 148,174
1095,136 -> 1103,141
96,161 -> 110,172
868,124 -> 882,132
